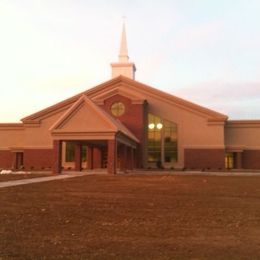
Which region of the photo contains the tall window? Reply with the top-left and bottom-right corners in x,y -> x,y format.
164,120 -> 178,163
147,113 -> 178,165
65,142 -> 75,162
148,114 -> 162,163
82,145 -> 87,162
65,143 -> 87,163
225,153 -> 234,169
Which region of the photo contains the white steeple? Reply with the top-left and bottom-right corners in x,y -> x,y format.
111,22 -> 136,79
119,23 -> 129,62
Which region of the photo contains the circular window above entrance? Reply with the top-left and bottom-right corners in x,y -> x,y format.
111,102 -> 125,117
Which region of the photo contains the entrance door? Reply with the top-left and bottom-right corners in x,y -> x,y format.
102,148 -> 107,168
16,152 -> 24,170
81,145 -> 87,170
225,153 -> 234,169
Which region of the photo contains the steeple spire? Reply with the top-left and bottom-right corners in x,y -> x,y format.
111,22 -> 136,79
119,22 -> 129,62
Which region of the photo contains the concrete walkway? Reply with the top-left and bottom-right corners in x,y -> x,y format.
0,172 -> 94,189
132,170 -> 260,176
1,170 -> 260,189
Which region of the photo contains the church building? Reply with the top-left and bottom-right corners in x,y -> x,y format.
1,25 -> 260,174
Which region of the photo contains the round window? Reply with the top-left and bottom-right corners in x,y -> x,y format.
111,102 -> 125,117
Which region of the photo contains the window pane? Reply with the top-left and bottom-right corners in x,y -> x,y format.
65,142 -> 75,162
225,153 -> 234,169
164,120 -> 178,163
147,114 -> 178,165
147,114 -> 162,163
111,102 -> 125,117
82,145 -> 87,162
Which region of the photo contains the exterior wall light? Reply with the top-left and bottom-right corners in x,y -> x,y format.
156,123 -> 163,129
148,123 -> 155,129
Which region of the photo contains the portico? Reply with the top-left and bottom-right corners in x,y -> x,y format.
50,95 -> 138,174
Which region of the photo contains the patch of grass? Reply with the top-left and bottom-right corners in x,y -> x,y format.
0,174 -> 260,259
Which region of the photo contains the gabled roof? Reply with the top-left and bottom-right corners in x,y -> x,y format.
21,77 -> 124,123
22,75 -> 228,123
50,95 -> 139,143
85,76 -> 228,121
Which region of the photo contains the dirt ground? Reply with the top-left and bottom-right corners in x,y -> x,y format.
0,174 -> 260,259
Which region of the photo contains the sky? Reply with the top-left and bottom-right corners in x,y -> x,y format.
0,0 -> 260,122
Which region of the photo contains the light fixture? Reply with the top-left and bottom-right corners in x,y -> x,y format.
156,123 -> 163,129
148,123 -> 155,129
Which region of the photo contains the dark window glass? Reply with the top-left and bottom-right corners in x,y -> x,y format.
82,145 -> 87,162
65,142 -> 75,162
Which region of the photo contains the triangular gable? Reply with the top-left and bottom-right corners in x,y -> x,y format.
86,76 -> 228,121
21,77 -> 122,123
22,75 -> 228,123
50,95 -> 139,143
50,95 -> 117,133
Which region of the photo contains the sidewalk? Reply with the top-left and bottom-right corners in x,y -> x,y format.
1,170 -> 260,189
132,170 -> 260,176
0,172 -> 91,189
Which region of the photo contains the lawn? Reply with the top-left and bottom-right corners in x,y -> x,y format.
0,174 -> 260,259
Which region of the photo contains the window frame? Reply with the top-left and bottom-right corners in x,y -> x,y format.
110,101 -> 126,117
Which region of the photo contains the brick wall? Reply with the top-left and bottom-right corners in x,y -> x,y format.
0,150 -> 13,169
184,149 -> 225,170
101,94 -> 146,168
242,150 -> 260,169
24,149 -> 54,171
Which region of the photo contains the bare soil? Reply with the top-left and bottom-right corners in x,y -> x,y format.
0,174 -> 260,259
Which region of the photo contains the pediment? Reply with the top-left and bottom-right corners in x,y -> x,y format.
50,95 -> 118,133
49,95 -> 139,143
